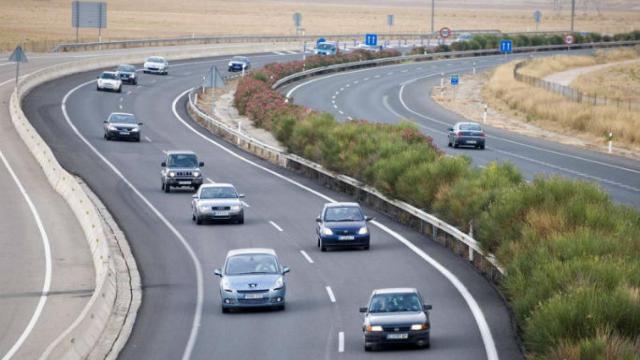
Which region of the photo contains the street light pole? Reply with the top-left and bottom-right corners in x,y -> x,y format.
570,0 -> 575,32
431,0 -> 435,34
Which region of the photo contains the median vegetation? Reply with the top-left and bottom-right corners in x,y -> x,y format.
232,51 -> 640,358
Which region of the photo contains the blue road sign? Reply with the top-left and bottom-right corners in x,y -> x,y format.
365,34 -> 378,46
316,37 -> 326,45
533,10 -> 542,24
500,39 -> 513,53
450,74 -> 459,86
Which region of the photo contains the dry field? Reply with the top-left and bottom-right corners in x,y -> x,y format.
518,48 -> 640,77
572,61 -> 640,102
1,0 -> 639,52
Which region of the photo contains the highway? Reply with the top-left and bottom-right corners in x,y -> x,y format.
23,53 -> 521,359
284,52 -> 640,208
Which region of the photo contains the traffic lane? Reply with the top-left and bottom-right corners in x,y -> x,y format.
88,62 -> 511,359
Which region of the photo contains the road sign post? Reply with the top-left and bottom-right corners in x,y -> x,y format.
8,45 -> 28,93
564,34 -> 575,51
293,12 -> 302,35
387,14 -> 394,35
533,10 -> 542,32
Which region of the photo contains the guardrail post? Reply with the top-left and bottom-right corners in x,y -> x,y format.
468,221 -> 474,262
237,122 -> 242,145
432,225 -> 437,242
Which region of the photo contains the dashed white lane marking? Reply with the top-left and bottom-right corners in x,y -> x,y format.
241,201 -> 250,208
345,84 -> 350,88
272,51 -> 287,55
285,50 -> 298,55
338,110 -> 344,115
118,104 -> 123,110
332,95 -> 336,99
364,77 -> 370,81
374,75 -> 381,78
325,286 -> 336,303
402,69 -> 408,73
333,104 -> 338,109
300,250 -> 314,264
340,87 -> 344,91
331,100 -> 336,104
126,90 -> 132,95
144,136 -> 152,143
0,151 -> 52,360
119,97 -> 124,102
353,80 -> 359,84
269,221 -> 283,232
206,178 -> 215,184
338,331 -> 345,353
386,72 -> 393,75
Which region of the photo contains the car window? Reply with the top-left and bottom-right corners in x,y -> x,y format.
459,124 -> 482,131
324,207 -> 364,222
225,254 -> 279,275
167,154 -> 198,168
148,57 -> 164,63
100,72 -> 117,80
317,43 -> 335,50
232,56 -> 247,62
369,293 -> 422,313
108,114 -> 136,124
200,187 -> 237,199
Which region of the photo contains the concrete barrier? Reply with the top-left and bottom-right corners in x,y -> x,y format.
10,43 -> 307,359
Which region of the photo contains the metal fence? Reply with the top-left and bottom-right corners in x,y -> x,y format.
513,61 -> 640,112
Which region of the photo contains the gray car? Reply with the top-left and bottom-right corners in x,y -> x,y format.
116,64 -> 138,85
214,248 -> 289,312
447,122 -> 486,149
103,112 -> 142,142
160,151 -> 204,193
191,183 -> 245,224
360,288 -> 432,351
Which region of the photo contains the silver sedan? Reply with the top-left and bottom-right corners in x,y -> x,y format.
191,183 -> 245,224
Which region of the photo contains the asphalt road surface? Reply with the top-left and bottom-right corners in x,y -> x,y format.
24,53 -> 521,359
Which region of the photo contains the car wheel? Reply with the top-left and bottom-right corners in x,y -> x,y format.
196,216 -> 203,225
364,343 -> 375,352
320,239 -> 327,252
363,245 -> 370,250
447,141 -> 452,147
453,142 -> 459,148
164,183 -> 170,193
133,79 -> 138,85
117,87 -> 122,93
480,144 -> 485,150
237,214 -> 244,225
96,85 -> 101,91
221,306 -> 229,314
135,136 -> 141,142
275,304 -> 285,311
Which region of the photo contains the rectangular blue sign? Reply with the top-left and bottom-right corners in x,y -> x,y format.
450,74 -> 459,86
500,39 -> 513,53
365,34 -> 378,46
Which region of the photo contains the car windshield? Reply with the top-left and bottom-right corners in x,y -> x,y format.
459,124 -> 482,131
148,57 -> 164,63
369,293 -> 422,313
200,186 -> 237,199
100,72 -> 118,80
225,254 -> 279,275
108,113 -> 136,124
118,65 -> 135,72
167,154 -> 198,168
324,206 -> 364,222
317,43 -> 335,50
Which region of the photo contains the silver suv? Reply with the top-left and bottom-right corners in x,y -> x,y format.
161,151 -> 204,193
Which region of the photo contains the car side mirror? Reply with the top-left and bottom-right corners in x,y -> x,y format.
103,120 -> 108,124
315,216 -> 322,223
138,122 -> 143,126
214,269 -> 222,277
282,266 -> 290,274
423,304 -> 432,311
199,161 -> 205,167
359,307 -> 368,313
365,216 -> 374,222
161,161 -> 166,167
447,127 -> 454,132
238,194 -> 245,198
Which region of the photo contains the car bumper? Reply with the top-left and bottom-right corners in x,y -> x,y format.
198,209 -> 243,221
454,137 -> 485,146
320,234 -> 369,247
119,76 -> 136,83
166,178 -> 203,187
221,288 -> 285,309
365,330 -> 430,345
98,84 -> 120,91
105,130 -> 139,139
144,68 -> 166,74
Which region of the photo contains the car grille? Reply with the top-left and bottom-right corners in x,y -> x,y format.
238,298 -> 269,305
334,229 -> 356,236
237,290 -> 268,294
115,127 -> 132,131
382,325 -> 412,332
212,206 -> 231,211
176,171 -> 192,176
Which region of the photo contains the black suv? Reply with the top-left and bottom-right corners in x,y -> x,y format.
161,151 -> 204,193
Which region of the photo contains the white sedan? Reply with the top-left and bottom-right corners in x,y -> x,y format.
143,56 -> 169,75
96,71 -> 122,92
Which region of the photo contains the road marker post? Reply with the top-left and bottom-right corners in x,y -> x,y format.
483,104 -> 488,124
472,61 -> 476,75
607,132 -> 613,154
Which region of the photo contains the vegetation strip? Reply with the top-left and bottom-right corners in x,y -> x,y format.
233,37 -> 640,358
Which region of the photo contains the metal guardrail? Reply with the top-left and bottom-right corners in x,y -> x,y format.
186,84 -> 504,277
272,40 -> 640,91
53,29 -> 554,52
513,59 -> 640,111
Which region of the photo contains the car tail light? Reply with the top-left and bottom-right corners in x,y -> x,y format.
479,132 -> 485,137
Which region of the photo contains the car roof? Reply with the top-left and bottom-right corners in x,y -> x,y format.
147,56 -> 166,60
226,248 -> 277,258
325,202 -> 361,208
455,122 -> 481,127
199,183 -> 234,189
101,71 -> 118,75
372,288 -> 418,295
166,150 -> 197,156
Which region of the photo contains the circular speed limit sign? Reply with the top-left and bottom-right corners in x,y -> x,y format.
439,27 -> 452,38
564,34 -> 575,45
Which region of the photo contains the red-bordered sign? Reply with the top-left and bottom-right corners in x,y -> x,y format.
439,27 -> 452,38
564,34 -> 575,45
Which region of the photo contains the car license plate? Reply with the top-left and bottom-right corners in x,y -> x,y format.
338,235 -> 355,241
178,181 -> 191,185
467,140 -> 477,144
245,293 -> 263,299
386,333 -> 408,340
214,211 -> 229,216
119,131 -> 129,135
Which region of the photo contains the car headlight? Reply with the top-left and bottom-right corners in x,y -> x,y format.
411,323 -> 429,331
271,276 -> 284,291
358,226 -> 368,235
130,127 -> 139,132
107,125 -> 117,131
199,205 -> 209,211
192,171 -> 201,178
321,227 -> 333,236
230,205 -> 241,212
228,62 -> 233,67
168,171 -> 176,178
221,277 -> 232,292
366,325 -> 383,332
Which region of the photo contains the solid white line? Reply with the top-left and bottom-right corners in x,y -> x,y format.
300,250 -> 314,264
206,178 -> 215,184
269,220 -> 283,232
171,88 -> 499,360
62,81 -> 204,360
325,286 -> 336,303
0,151 -> 52,360
338,331 -> 345,353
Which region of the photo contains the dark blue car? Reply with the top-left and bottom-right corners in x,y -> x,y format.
316,202 -> 372,251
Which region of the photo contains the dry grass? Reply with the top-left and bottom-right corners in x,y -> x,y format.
519,48 -> 640,77
572,61 -> 640,102
483,60 -> 640,149
1,0 -> 639,52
